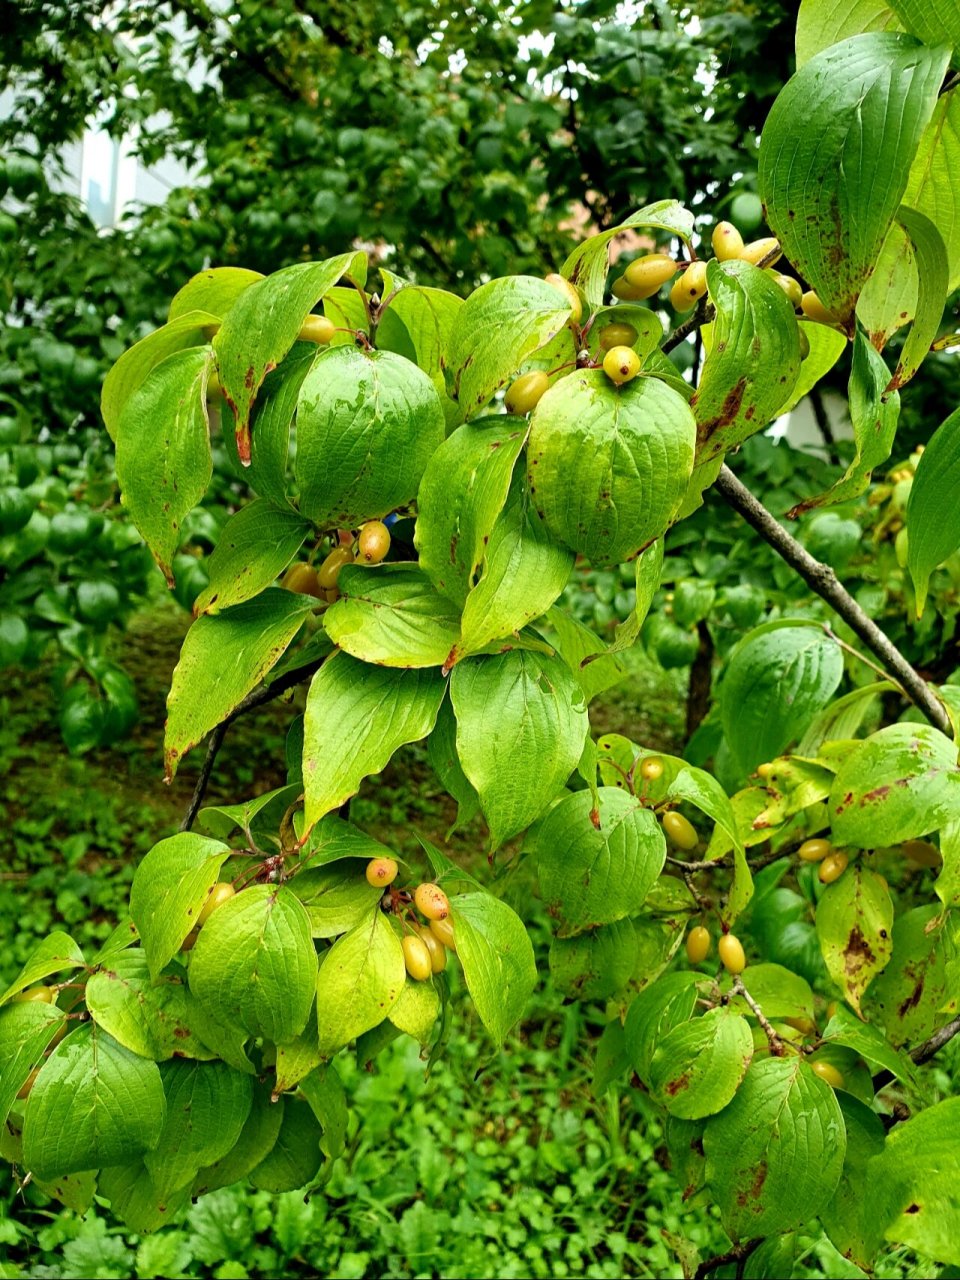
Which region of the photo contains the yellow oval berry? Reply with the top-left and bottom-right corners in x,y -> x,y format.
718,933 -> 746,975
712,221 -> 744,261
282,562 -> 322,598
739,237 -> 781,267
819,851 -> 849,885
640,756 -> 664,781
12,986 -> 53,1004
623,253 -> 679,298
402,934 -> 433,982
798,838 -> 832,863
602,345 -> 641,386
669,260 -> 709,312
756,762 -> 776,779
810,1059 -> 844,1089
317,546 -> 354,590
504,369 -> 550,415
298,314 -> 336,344
366,857 -> 398,888
783,1015 -> 817,1036
545,273 -> 582,324
768,271 -> 803,308
801,291 -> 840,326
357,520 -> 391,565
16,1067 -> 40,1101
611,274 -> 649,301
598,322 -> 639,351
414,882 -> 450,921
685,926 -> 711,965
417,926 -> 447,974
429,917 -> 456,952
196,881 -> 236,927
662,810 -> 699,851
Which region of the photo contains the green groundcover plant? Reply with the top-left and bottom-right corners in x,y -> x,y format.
4,6 -> 960,1274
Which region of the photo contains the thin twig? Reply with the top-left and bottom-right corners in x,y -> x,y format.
732,975 -> 784,1055
873,1011 -> 960,1091
823,624 -> 902,690
693,1240 -> 762,1280
714,465 -> 951,737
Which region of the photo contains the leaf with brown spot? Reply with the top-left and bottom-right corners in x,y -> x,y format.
817,866 -> 893,1014
648,1006 -> 753,1121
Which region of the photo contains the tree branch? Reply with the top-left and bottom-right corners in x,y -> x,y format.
873,1011 -> 960,1091
714,464 -> 951,737
693,1239 -> 762,1280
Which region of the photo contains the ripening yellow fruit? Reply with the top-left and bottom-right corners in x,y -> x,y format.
662,810 -> 699,851
402,934 -> 433,982
718,933 -> 746,975
505,370 -> 550,415
819,852 -> 849,884
902,839 -> 942,869
623,253 -> 679,298
414,882 -> 450,921
598,322 -> 639,351
739,237 -> 781,266
317,546 -> 354,590
298,314 -> 336,344
768,271 -> 803,309
545,273 -> 583,324
12,986 -> 53,1004
611,274 -> 649,301
686,926 -> 711,964
181,929 -> 199,953
670,260 -> 709,311
756,762 -> 775,779
801,291 -> 840,326
712,222 -> 744,261
798,838 -> 832,863
282,562 -> 322,598
429,917 -> 456,951
16,1067 -> 40,1101
640,756 -> 664,782
783,1015 -> 817,1036
197,881 -> 236,927
357,521 -> 391,564
826,1000 -> 839,1021
366,857 -> 399,888
417,926 -> 448,974
810,1059 -> 845,1089
602,345 -> 642,386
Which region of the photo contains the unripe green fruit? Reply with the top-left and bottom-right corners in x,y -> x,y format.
414,882 -> 450,921
826,1000 -> 839,1021
317,546 -> 354,590
739,237 -> 781,266
640,756 -> 664,782
197,881 -> 236,926
798,328 -> 811,360
16,1067 -> 40,1101
357,520 -> 391,564
686,926 -> 711,964
366,857 -> 398,888
417,926 -> 447,974
801,291 -> 839,326
623,253 -> 678,297
598,322 -> 639,351
602,345 -> 641,386
611,274 -> 648,301
798,838 -> 832,863
13,986 -> 53,1004
402,934 -> 433,982
505,370 -> 550,415
895,527 -> 909,569
430,917 -> 456,951
662,810 -> 698,851
783,1015 -> 817,1036
712,222 -> 744,261
545,273 -> 582,324
670,260 -> 708,311
282,562 -> 322,598
718,933 -> 746,975
768,271 -> 803,308
298,314 -> 336,344
819,851 -> 849,884
811,1059 -> 844,1089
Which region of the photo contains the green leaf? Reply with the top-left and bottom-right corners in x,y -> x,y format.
275,1028 -> 323,1094
601,538 -> 665,659
903,89 -> 960,291
192,500 -> 310,616
693,261 -> 801,464
797,682 -> 891,756
888,207 -> 949,391
115,346 -> 213,584
526,369 -> 696,566
450,891 -> 536,1048
180,988 -> 255,1076
869,1095 -> 960,1263
302,654 -> 446,831
872,905 -> 960,1046
323,564 -> 461,668
289,864 -> 381,939
379,277 -> 463,377
213,251 -> 365,459
85,951 -> 212,1060
856,221 -> 918,349
300,1063 -> 348,1170
165,589 -> 315,779
196,783 -> 302,842
820,1094 -> 888,1270
446,276 -> 574,419
703,1056 -> 846,1239
541,608 -> 630,704
759,34 -> 949,323
795,0 -> 902,66
296,347 -> 445,527
415,416 -> 528,606
822,1005 -> 920,1089
593,1019 -> 630,1095
102,310 -> 219,441
649,1007 -> 753,1120
315,911 -> 405,1056
297,813 -> 400,872
0,932 -> 84,1006
22,1024 -> 165,1179
190,885 -> 317,1044
168,267 -> 264,322
426,698 -> 481,832
726,964 -> 815,1021
907,404 -> 960,615
887,0 -> 960,49
192,1085 -> 285,1196
721,623 -> 844,775
562,200 -> 695,308
533,788 -> 666,935
829,723 -> 960,847
247,345 -> 315,508
248,1097 -> 322,1192
145,1061 -> 253,1198
667,767 -> 743,862
788,333 -> 899,514
98,1163 -> 191,1233
817,867 -> 894,1013
938,818 -> 960,910
450,650 -> 588,848
129,833 -> 232,980
389,980 -> 440,1043
624,971 -> 699,1084
0,1002 -> 65,1129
